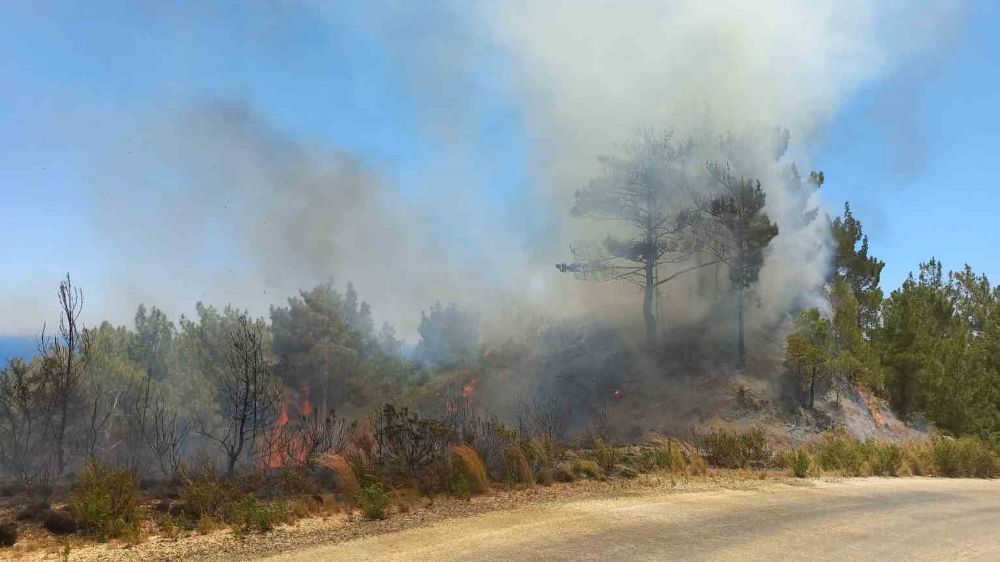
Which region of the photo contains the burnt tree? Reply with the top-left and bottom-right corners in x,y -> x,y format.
195,313 -> 282,476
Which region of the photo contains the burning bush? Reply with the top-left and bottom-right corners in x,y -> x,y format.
67,460 -> 142,543
323,454 -> 360,504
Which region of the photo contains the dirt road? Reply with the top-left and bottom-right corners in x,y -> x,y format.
261,478 -> 1000,561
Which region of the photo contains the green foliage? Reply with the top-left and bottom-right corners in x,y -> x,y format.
227,495 -> 286,535
178,461 -> 237,520
785,308 -> 831,408
571,459 -> 607,480
413,302 -> 480,370
832,202 -> 885,334
67,460 -> 142,542
270,282 -> 372,410
788,433 -> 998,479
878,260 -> 1000,440
701,427 -> 773,469
502,443 -> 534,487
359,476 -> 391,520
789,449 -> 812,478
929,437 -> 999,478
593,439 -> 623,471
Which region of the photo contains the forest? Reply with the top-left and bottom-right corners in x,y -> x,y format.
2,128 -> 999,546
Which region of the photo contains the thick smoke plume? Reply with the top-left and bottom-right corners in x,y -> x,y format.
82,0 -> 965,343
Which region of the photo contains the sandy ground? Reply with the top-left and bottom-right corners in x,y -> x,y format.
262,477 -> 1000,562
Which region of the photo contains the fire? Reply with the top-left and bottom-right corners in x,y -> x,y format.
262,385 -> 315,469
462,380 -> 476,399
612,389 -> 622,399
299,384 -> 313,417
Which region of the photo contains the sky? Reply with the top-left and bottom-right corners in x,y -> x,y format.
1,1 -> 998,338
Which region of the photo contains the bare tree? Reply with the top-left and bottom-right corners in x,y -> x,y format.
82,370 -> 127,462
130,375 -> 190,477
557,130 -> 717,343
195,313 -> 282,476
693,163 -> 779,367
38,274 -> 88,474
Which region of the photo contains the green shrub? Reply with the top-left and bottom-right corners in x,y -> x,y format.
790,449 -> 812,478
593,439 -> 623,471
359,476 -> 391,520
931,436 -> 999,478
157,513 -> 182,540
814,430 -> 868,476
572,459 -> 607,480
227,495 -> 286,535
702,427 -> 773,469
179,461 -> 237,520
864,441 -> 903,476
66,460 -> 142,542
503,443 -> 534,487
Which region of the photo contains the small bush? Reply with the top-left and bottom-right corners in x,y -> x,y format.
901,441 -> 934,476
790,450 -> 812,478
359,476 -> 391,520
227,495 -> 286,535
702,427 -> 773,469
67,460 -> 142,542
179,461 -> 237,520
553,462 -> 576,483
503,443 -> 534,487
157,513 -> 182,540
451,444 -> 490,496
42,509 -> 77,535
195,515 -> 218,535
931,436 -> 998,478
594,439 -> 623,471
324,454 -> 361,504
0,521 -> 18,547
864,441 -> 903,476
572,459 -> 607,480
814,430 -> 868,476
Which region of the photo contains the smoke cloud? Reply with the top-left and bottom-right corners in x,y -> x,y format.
82,0 -> 966,343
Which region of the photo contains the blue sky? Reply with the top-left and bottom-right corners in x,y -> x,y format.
817,0 -> 1000,291
1,1 -> 998,335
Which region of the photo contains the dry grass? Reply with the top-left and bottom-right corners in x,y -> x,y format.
451,445 -> 490,496
322,454 -> 360,505
504,444 -> 535,488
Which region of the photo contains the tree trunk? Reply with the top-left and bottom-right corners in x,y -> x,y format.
643,259 -> 656,345
737,286 -> 746,368
809,367 -> 816,409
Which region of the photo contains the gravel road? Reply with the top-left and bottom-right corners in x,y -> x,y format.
261,477 -> 1000,561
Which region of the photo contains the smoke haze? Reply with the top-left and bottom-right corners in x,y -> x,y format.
42,1 -> 968,342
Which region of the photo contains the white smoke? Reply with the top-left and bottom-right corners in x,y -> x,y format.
75,0 -> 966,342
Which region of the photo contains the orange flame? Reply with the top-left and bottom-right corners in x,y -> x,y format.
462,380 -> 476,399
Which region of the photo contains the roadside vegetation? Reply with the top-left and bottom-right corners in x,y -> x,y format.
4,131 -> 1000,554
